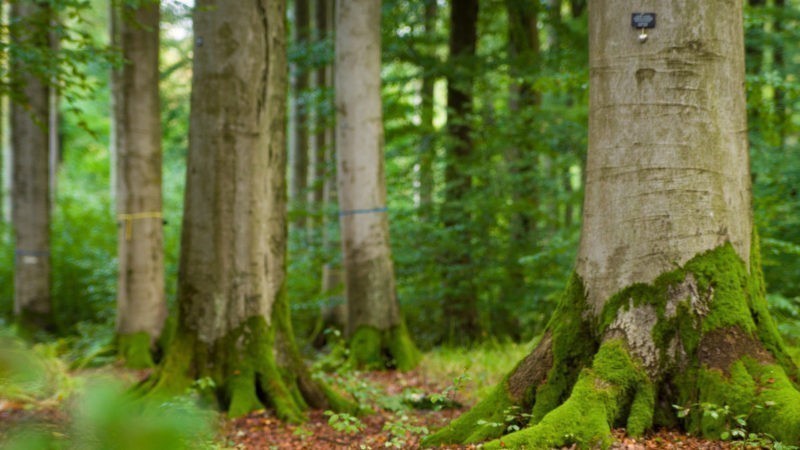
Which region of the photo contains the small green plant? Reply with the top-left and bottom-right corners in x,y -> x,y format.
429,373 -> 471,410
292,425 -> 314,441
382,414 -> 429,448
324,410 -> 365,435
475,405 -> 532,433
673,401 -> 798,449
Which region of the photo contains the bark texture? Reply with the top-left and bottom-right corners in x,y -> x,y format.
424,2 -> 800,448
149,0 -> 352,419
111,0 -> 166,368
335,0 -> 419,370
442,0 -> 480,344
11,2 -> 52,331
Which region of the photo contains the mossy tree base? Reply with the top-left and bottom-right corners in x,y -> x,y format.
145,315 -> 357,421
117,332 -> 156,369
348,323 -> 421,371
424,243 -> 800,448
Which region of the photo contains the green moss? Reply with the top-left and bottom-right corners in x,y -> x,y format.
422,382 -> 515,446
745,360 -> 800,443
348,323 -> 421,371
626,382 -> 655,437
747,232 -> 798,381
349,327 -> 383,370
427,242 -> 800,447
482,340 -> 644,450
118,332 -> 155,369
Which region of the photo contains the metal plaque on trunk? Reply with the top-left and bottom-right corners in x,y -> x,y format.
631,13 -> 656,29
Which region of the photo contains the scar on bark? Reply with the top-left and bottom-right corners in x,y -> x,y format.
698,326 -> 774,374
508,332 -> 554,401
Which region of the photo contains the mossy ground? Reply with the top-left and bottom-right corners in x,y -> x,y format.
424,242 -> 800,449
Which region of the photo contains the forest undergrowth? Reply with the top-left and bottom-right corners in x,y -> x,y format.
3,329 -> 798,449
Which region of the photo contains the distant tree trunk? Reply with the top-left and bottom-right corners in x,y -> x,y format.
290,0 -> 310,235
499,0 -> 540,339
335,0 -> 419,370
773,0 -> 786,147
442,0 -> 479,344
110,0 -> 166,368
10,2 -> 52,332
149,0 -> 353,419
314,0 -> 346,338
418,0 -> 437,220
427,2 -> 800,447
570,0 -> 586,17
308,0 -> 328,231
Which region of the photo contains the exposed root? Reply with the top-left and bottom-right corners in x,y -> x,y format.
145,316 -> 357,422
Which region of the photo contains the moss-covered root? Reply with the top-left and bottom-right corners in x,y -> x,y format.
117,332 -> 155,369
422,383 -> 516,446
479,340 -> 648,450
692,358 -> 800,444
348,323 -> 420,371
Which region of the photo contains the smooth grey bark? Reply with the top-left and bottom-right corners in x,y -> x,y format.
579,0 -> 751,314
335,0 -> 418,369
111,0 -> 166,359
178,0 -> 286,344
152,0 -> 352,419
10,2 -> 52,330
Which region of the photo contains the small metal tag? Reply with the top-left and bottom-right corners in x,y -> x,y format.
632,13 -> 656,29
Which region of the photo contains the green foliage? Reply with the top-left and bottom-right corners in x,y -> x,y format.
382,414 -> 429,448
323,410 -> 365,435
673,401 -> 799,449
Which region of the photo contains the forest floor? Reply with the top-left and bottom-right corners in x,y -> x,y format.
0,339 -> 749,449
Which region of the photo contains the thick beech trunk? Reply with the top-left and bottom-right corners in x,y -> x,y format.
425,2 -> 800,448
10,2 -> 52,331
149,0 -> 352,419
335,0 -> 419,370
111,0 -> 166,368
442,0 -> 480,344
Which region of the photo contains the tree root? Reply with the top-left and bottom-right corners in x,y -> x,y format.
425,340 -> 649,449
144,316 -> 358,422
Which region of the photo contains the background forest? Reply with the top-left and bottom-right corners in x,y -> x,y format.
1,0 -> 800,448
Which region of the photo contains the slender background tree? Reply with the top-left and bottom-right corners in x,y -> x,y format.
110,0 -> 166,368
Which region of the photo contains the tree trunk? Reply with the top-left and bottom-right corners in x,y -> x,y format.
111,0 -> 167,368
441,0 -> 480,345
425,2 -> 800,447
10,2 -> 52,332
308,0 -> 328,231
335,0 -> 419,370
290,0 -> 310,235
314,0 -> 346,338
149,0 -> 353,420
417,0 -> 437,220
